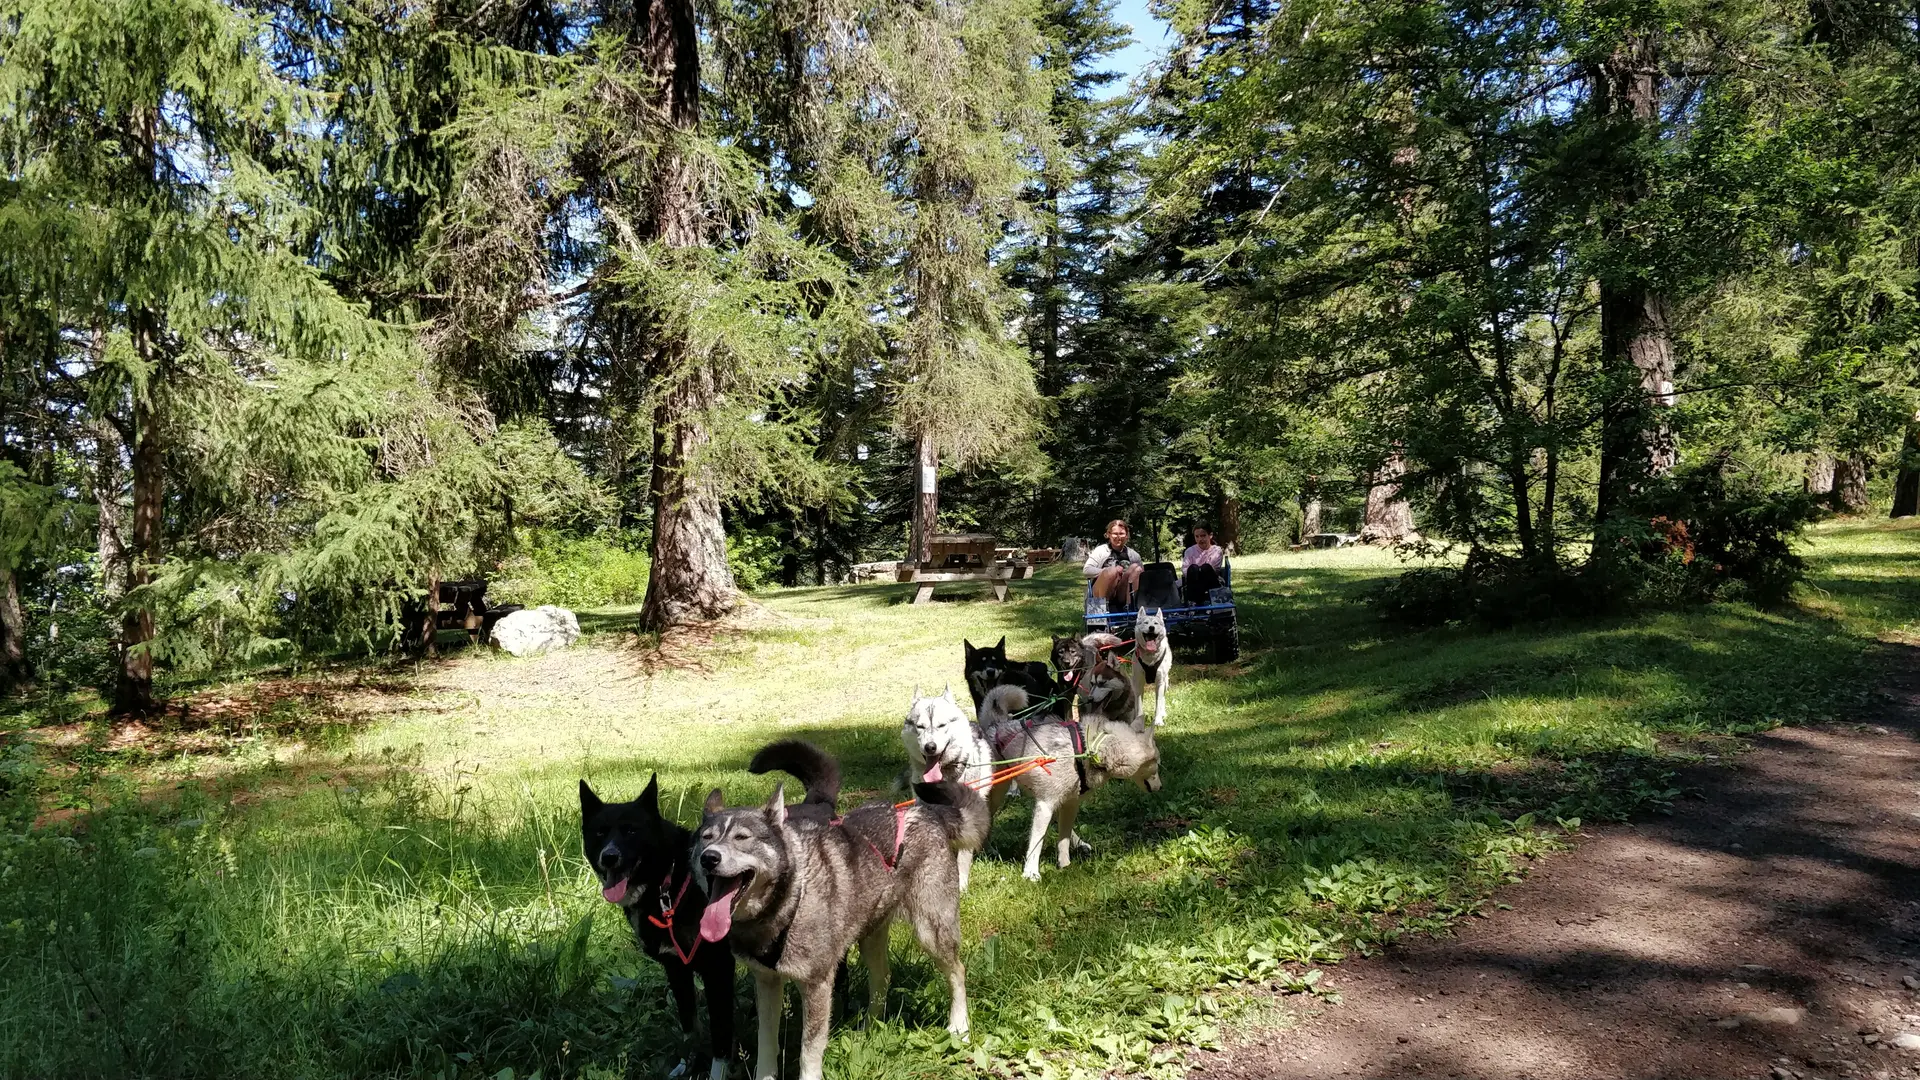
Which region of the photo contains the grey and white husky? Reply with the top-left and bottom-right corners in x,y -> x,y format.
1133,607 -> 1173,727
1079,631 -> 1144,726
901,686 -> 994,890
693,740 -> 989,1080
978,684 -> 1163,882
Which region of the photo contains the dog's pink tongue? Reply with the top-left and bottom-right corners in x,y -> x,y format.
698,881 -> 740,942
602,878 -> 628,904
922,761 -> 943,783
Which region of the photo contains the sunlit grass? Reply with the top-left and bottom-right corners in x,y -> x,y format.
4,525 -> 1918,1078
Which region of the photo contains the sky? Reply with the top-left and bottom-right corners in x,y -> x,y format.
1107,0 -> 1174,89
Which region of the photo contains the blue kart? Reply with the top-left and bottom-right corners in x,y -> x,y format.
1084,559 -> 1240,662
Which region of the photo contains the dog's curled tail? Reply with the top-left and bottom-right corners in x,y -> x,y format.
978,684 -> 1029,731
910,775 -> 990,854
748,739 -> 841,811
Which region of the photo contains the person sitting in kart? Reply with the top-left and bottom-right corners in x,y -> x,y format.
1181,523 -> 1226,605
1083,519 -> 1144,614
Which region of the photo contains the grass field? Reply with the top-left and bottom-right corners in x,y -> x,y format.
6,520 -> 1920,1080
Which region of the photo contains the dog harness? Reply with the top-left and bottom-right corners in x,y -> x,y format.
644,868 -> 703,964
990,715 -> 1091,794
830,803 -> 910,871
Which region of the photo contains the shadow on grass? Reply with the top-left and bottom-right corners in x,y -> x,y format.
11,536 -> 1920,1079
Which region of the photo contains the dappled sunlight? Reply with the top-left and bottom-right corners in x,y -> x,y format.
8,528 -> 1920,1077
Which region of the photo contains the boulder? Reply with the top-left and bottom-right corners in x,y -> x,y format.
490,605 -> 581,657
1061,536 -> 1088,562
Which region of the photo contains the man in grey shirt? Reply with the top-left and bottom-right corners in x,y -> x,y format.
1083,519 -> 1144,614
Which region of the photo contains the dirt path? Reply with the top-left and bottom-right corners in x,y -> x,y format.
1195,643 -> 1920,1080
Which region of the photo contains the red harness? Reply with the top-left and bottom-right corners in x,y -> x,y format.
644,869 -> 702,964
831,803 -> 910,870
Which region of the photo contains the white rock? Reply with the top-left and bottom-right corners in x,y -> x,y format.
1889,1031 -> 1920,1051
490,605 -> 581,657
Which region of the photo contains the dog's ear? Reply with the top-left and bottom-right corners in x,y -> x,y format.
943,683 -> 955,703
911,682 -> 921,705
962,639 -> 975,657
763,782 -> 788,825
637,773 -> 660,815
579,779 -> 602,813
995,636 -> 1006,652
704,788 -> 726,816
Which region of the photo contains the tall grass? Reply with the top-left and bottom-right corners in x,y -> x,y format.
3,520 -> 1915,1079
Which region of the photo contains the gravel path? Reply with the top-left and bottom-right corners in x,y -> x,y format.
1193,643 -> 1920,1080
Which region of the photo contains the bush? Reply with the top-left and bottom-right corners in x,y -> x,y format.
1377,552 -> 1617,628
1379,461 -> 1826,626
1618,463 -> 1827,607
489,532 -> 651,609
726,524 -> 785,593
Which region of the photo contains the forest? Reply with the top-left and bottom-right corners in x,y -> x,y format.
4,0 -> 1919,713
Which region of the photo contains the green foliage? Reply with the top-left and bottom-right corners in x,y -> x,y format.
491,532 -> 651,611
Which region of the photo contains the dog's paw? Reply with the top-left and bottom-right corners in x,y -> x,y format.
1021,866 -> 1042,882
1072,837 -> 1094,856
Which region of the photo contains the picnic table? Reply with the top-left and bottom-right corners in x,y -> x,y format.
897,534 -> 1034,604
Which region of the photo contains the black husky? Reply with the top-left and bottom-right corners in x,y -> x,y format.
962,636 -> 1055,711
580,757 -> 839,1080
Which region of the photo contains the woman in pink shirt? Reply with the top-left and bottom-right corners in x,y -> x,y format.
1181,524 -> 1225,604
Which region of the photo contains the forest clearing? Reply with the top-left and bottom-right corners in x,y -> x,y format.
10,0 -> 1920,1076
4,524 -> 1919,1079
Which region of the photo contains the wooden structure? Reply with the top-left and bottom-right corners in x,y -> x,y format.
898,533 -> 1034,604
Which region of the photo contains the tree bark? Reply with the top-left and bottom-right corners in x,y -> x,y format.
0,568 -> 26,691
910,432 -> 938,567
1805,453 -> 1836,499
1299,477 -> 1322,541
1891,427 -> 1920,518
1361,452 -> 1416,544
112,317 -> 162,717
635,0 -> 736,632
1833,454 -> 1870,514
1591,31 -> 1677,533
94,416 -> 129,604
1213,492 -> 1242,554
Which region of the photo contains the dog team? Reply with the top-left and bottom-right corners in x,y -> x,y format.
578,628 -> 1175,1080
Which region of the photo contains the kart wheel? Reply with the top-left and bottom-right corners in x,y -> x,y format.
1211,624 -> 1240,663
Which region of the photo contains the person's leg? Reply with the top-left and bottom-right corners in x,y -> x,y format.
1116,564 -> 1142,609
1184,563 -> 1220,605
1092,566 -> 1123,599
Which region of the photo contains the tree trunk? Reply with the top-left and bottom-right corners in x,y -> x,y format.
0,568 -> 26,691
1805,453 -> 1836,499
635,0 -> 735,632
1361,452 -> 1416,544
419,568 -> 440,657
112,323 -> 162,717
1214,492 -> 1242,554
1833,454 -> 1870,514
910,432 -> 938,567
1299,486 -> 1322,541
94,415 -> 129,604
1591,31 -> 1677,533
1891,428 -> 1920,518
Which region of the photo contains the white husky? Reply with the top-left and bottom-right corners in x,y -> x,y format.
1133,608 -> 1173,727
902,686 -> 995,890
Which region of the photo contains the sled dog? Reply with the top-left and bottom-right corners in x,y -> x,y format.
963,636 -> 1056,711
694,740 -> 989,1080
580,752 -> 837,1080
1133,607 -> 1173,727
977,684 -> 1163,882
901,685 -> 995,889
